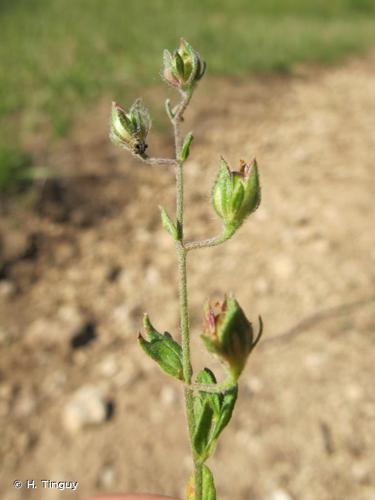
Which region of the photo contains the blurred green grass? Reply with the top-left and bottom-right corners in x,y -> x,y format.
0,147 -> 32,192
1,0 -> 375,189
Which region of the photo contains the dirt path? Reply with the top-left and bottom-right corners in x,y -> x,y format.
1,52 -> 375,500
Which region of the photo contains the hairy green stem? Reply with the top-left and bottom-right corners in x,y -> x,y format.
184,225 -> 236,251
173,90 -> 192,153
188,381 -> 237,395
176,167 -> 203,500
172,89 -> 203,500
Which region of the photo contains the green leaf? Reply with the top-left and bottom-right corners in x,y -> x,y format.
138,315 -> 183,380
202,465 -> 216,500
195,368 -> 221,417
159,206 -> 178,240
138,335 -> 183,380
143,313 -> 164,341
212,384 -> 238,441
179,132 -> 194,162
192,368 -> 239,461
192,369 -> 221,461
193,401 -> 214,458
186,465 -> 216,500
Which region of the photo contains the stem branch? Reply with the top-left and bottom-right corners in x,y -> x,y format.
138,155 -> 177,167
184,226 -> 236,251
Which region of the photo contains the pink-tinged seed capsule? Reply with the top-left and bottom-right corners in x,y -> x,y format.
162,38 -> 206,91
201,295 -> 263,381
212,157 -> 261,232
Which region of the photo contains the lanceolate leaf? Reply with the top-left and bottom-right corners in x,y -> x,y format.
212,384 -> 238,441
138,315 -> 183,380
194,368 -> 221,417
202,465 -> 216,500
192,401 -> 214,458
159,205 -> 178,240
193,369 -> 218,461
186,465 -> 216,500
143,313 -> 164,341
179,132 -> 194,162
192,368 -> 239,461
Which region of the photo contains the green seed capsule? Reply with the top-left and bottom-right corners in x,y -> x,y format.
110,99 -> 151,155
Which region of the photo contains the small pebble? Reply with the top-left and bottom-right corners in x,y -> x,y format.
0,280 -> 17,299
13,392 -> 36,418
98,356 -> 119,378
272,255 -> 295,279
161,386 -> 179,406
269,489 -> 293,500
244,376 -> 264,395
62,385 -> 108,433
351,462 -> 370,483
98,464 -> 116,488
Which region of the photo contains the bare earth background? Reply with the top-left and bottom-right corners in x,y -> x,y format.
1,53 -> 375,500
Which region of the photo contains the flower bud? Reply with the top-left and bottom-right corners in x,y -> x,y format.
212,157 -> 261,232
110,99 -> 151,155
201,295 -> 263,381
162,38 -> 206,90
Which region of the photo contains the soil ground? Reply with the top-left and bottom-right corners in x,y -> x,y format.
1,52 -> 375,500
